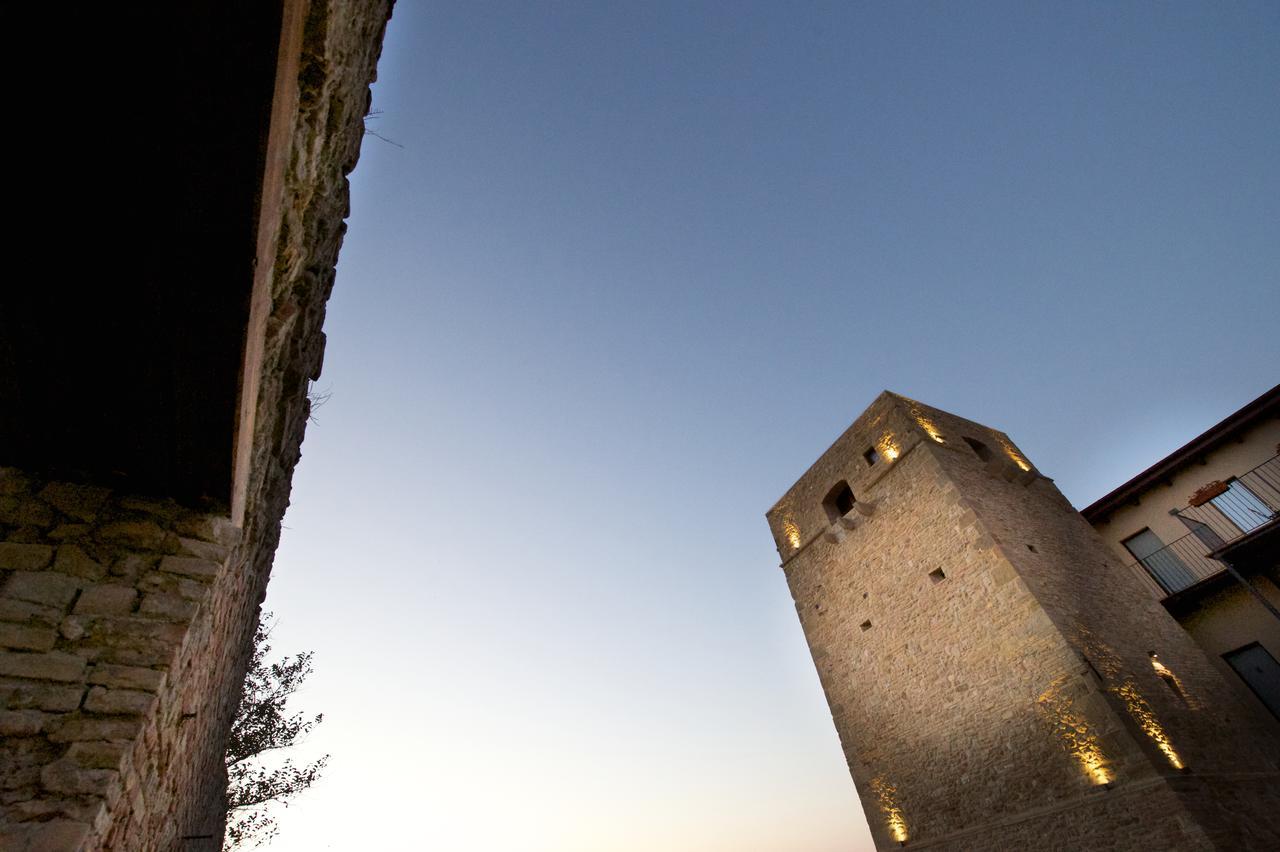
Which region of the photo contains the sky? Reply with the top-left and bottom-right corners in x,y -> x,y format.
259,3 -> 1279,850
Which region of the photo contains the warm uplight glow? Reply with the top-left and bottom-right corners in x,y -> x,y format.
877,434 -> 900,462
1116,681 -> 1184,770
783,519 -> 801,550
909,405 -> 945,443
1037,677 -> 1112,785
998,436 -> 1031,472
1149,655 -> 1195,706
870,776 -> 908,843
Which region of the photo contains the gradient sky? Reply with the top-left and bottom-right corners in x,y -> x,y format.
258,3 -> 1279,850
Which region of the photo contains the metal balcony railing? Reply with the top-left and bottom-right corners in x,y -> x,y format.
1123,530 -> 1229,598
1124,454 -> 1279,599
1173,454 -> 1280,549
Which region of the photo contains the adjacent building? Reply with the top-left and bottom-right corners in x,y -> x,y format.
1083,386 -> 1279,723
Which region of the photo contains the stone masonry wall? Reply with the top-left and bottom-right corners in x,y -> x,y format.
0,475 -> 241,850
0,2 -> 392,849
766,392 -> 1280,850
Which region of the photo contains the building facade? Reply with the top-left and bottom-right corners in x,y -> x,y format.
1083,386 -> 1279,723
766,392 -> 1280,850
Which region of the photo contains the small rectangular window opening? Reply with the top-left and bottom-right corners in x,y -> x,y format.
863,447 -> 880,466
929,567 -> 946,583
860,620 -> 872,632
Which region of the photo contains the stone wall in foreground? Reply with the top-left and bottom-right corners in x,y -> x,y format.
0,476 -> 241,849
0,1 -> 393,849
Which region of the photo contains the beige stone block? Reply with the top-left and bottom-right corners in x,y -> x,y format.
0,708 -> 47,736
88,663 -> 165,692
96,520 -> 167,550
0,598 -> 62,626
84,686 -> 156,716
0,622 -> 59,652
74,585 -> 138,616
0,543 -> 55,571
157,555 -> 221,579
0,819 -> 92,852
66,740 -> 130,770
0,651 -> 86,682
46,715 -> 141,743
3,571 -> 79,607
41,758 -> 120,798
138,593 -> 196,621
3,681 -> 86,713
53,545 -> 107,580
38,482 -> 110,521
176,536 -> 229,562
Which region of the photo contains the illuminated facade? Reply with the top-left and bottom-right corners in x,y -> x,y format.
766,392 -> 1280,850
1083,385 -> 1280,723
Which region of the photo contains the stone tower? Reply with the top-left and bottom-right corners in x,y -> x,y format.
766,392 -> 1280,850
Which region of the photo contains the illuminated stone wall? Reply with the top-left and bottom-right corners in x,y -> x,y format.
766,393 -> 1280,849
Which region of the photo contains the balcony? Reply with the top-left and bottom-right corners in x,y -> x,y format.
1124,454 -> 1280,599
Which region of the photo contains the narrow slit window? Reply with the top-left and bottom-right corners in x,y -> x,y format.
929,567 -> 946,583
860,620 -> 872,632
863,447 -> 880,466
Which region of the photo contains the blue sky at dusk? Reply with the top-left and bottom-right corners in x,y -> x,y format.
260,4 -> 1279,849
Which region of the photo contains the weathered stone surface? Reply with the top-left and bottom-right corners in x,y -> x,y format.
0,651 -> 86,683
0,623 -> 58,652
84,686 -> 155,716
138,592 -> 197,621
0,543 -> 55,571
0,819 -> 92,852
67,741 -> 130,770
0,598 -> 63,626
87,664 -> 165,692
53,545 -> 108,580
39,482 -> 111,521
41,758 -> 120,798
1,680 -> 85,712
157,555 -> 221,579
46,715 -> 142,743
74,585 -> 138,617
96,520 -> 167,550
3,570 -> 79,607
0,709 -> 47,736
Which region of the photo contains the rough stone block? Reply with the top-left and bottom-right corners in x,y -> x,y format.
46,715 -> 142,743
74,585 -> 138,617
67,741 -> 130,770
0,598 -> 62,626
0,651 -> 86,683
2,680 -> 86,712
41,758 -> 120,798
53,545 -> 107,580
87,664 -> 165,693
138,593 -> 197,622
3,571 -> 79,607
157,555 -> 222,579
0,819 -> 92,852
84,687 -> 156,716
0,622 -> 59,652
0,543 -> 55,571
39,482 -> 111,521
0,709 -> 47,736
96,520 -> 167,551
